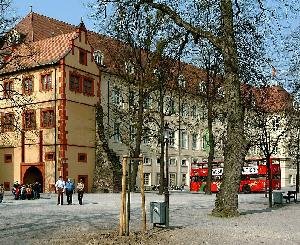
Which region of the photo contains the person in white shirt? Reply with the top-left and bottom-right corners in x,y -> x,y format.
55,176 -> 65,205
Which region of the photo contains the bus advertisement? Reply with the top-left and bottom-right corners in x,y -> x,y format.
190,158 -> 281,193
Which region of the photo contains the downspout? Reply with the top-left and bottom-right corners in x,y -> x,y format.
54,67 -> 57,184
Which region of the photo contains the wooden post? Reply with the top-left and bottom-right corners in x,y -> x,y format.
119,156 -> 127,236
139,160 -> 146,233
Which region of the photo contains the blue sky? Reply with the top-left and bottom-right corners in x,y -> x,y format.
12,0 -> 95,30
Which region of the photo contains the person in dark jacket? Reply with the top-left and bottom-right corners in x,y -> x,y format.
65,179 -> 75,205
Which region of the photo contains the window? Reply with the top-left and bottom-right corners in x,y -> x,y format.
199,81 -> 206,93
69,74 -> 81,92
78,153 -> 87,162
202,131 -> 209,150
142,128 -> 150,144
156,158 -> 160,165
45,152 -> 55,161
180,103 -> 189,117
181,159 -> 187,166
41,74 -> 52,91
112,87 -> 122,106
23,110 -> 36,130
41,109 -> 55,128
125,62 -> 134,74
113,122 -> 121,142
217,87 -> 224,97
4,81 -> 13,98
144,95 -> 152,109
180,131 -> 188,149
79,49 -> 87,65
169,158 -> 177,166
191,105 -> 198,118
169,131 -> 175,147
178,75 -> 185,87
166,98 -> 176,115
83,78 -> 93,95
272,117 -> 280,131
144,157 -> 152,165
156,173 -> 160,185
93,50 -> 104,65
129,91 -> 134,106
4,154 -> 12,163
144,173 -> 150,186
192,133 -> 199,150
3,113 -> 14,131
169,173 -> 177,186
181,174 -> 187,185
23,77 -> 34,95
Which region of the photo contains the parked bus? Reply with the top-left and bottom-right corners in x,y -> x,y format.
190,158 -> 281,193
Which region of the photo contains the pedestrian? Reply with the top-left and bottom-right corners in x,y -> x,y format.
55,176 -> 65,205
33,182 -> 40,199
76,178 -> 84,205
65,179 -> 75,205
0,184 -> 4,203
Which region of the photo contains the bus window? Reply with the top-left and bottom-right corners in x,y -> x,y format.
258,174 -> 266,180
249,174 -> 259,180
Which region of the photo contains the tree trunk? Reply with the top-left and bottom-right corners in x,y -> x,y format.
206,98 -> 214,195
159,79 -> 165,195
212,0 -> 246,217
131,88 -> 144,190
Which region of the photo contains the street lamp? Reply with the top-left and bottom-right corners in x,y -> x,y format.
164,122 -> 171,227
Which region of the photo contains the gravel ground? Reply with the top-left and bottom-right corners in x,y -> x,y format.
0,190 -> 299,245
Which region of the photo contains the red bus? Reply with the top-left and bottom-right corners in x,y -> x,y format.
190,158 -> 281,193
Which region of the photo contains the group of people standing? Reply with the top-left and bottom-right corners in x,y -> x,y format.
55,176 -> 85,205
11,181 -> 41,200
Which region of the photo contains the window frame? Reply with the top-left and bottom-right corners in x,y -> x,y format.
82,77 -> 94,96
23,110 -> 36,130
69,72 -> 82,93
40,108 -> 55,128
3,80 -> 13,98
40,73 -> 52,91
22,76 -> 34,95
45,152 -> 55,161
78,153 -> 87,163
2,112 -> 14,132
4,154 -> 12,163
79,49 -> 87,66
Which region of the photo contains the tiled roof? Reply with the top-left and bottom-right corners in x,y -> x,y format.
9,12 -> 293,111
1,32 -> 77,74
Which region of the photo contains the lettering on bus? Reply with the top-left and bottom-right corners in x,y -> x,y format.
242,166 -> 258,175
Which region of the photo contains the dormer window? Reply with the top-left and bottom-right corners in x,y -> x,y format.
125,62 -> 134,74
7,30 -> 21,45
93,50 -> 104,65
178,75 -> 186,87
199,81 -> 206,93
217,87 -> 224,97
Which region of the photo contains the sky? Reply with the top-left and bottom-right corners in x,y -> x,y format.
12,0 -> 95,30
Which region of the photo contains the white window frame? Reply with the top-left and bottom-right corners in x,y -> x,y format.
143,157 -> 152,165
180,131 -> 188,149
93,50 -> 104,65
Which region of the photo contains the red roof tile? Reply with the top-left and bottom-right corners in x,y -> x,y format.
1,32 -> 77,74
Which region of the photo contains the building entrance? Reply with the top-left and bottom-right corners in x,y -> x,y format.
23,166 -> 43,191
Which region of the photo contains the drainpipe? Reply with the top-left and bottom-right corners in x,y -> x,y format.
54,67 -> 57,185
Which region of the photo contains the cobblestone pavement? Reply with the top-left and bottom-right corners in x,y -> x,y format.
0,190 -> 299,244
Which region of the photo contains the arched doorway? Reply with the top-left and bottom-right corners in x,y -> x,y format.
23,166 -> 43,191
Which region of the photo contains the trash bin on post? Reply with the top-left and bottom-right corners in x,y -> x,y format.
273,190 -> 283,204
150,202 -> 166,226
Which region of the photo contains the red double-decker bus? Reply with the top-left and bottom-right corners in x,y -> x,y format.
190,158 -> 282,193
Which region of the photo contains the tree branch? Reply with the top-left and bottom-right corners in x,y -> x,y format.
139,0 -> 223,49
